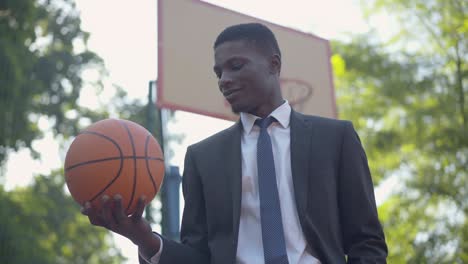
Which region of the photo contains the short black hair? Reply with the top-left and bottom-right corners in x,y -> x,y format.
214,23 -> 281,58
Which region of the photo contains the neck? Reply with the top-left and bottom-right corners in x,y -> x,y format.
252,98 -> 284,118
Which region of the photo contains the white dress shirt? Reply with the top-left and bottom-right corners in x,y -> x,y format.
236,102 -> 319,264
141,102 -> 320,264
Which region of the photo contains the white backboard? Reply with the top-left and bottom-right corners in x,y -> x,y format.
157,0 -> 337,120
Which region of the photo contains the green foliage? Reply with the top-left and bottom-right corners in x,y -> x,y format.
362,0 -> 467,130
332,0 -> 467,262
332,38 -> 418,184
0,171 -> 125,263
0,0 -> 105,165
0,0 -> 144,261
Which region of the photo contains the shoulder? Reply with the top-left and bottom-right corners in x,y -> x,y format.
293,111 -> 353,132
291,112 -> 360,149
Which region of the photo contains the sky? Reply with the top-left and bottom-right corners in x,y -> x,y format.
4,0 -> 399,263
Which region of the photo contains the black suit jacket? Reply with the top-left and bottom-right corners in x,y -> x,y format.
145,111 -> 387,264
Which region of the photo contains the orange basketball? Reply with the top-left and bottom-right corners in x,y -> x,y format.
64,118 -> 164,215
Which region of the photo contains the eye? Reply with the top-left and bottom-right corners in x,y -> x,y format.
231,62 -> 244,71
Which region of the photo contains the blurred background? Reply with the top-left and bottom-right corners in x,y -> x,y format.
0,0 -> 466,263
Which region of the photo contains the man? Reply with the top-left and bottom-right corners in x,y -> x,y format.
83,23 -> 388,264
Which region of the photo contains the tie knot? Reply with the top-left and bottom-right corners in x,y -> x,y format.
255,116 -> 276,130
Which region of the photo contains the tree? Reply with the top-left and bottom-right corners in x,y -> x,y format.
0,0 -> 141,261
331,0 -> 467,260
0,170 -> 125,263
0,0 -> 105,166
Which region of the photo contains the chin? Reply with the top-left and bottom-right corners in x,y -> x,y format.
230,106 -> 241,114
230,104 -> 252,115
230,105 -> 245,115
228,100 -> 252,115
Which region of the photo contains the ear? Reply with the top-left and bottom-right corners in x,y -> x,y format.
269,54 -> 281,75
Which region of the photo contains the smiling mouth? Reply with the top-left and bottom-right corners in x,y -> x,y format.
223,88 -> 242,98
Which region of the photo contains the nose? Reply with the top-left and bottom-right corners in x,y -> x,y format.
218,75 -> 233,91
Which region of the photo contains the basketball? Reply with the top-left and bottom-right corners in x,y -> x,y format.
64,118 -> 164,215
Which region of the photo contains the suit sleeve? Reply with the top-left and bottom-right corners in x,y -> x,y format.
153,146 -> 210,264
338,121 -> 388,264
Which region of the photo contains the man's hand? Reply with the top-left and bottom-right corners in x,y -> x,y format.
81,194 -> 160,257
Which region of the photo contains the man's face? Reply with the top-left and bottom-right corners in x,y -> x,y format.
213,40 -> 277,116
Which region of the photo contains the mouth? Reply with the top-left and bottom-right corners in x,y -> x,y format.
223,88 -> 242,99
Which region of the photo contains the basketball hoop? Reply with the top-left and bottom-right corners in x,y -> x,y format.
280,78 -> 313,112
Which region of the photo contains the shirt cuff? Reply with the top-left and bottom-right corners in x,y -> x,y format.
138,233 -> 163,264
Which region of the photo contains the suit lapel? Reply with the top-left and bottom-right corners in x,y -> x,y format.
224,121 -> 243,257
290,111 -> 312,221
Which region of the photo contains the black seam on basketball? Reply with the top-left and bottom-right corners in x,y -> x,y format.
73,126 -> 165,208
119,121 -> 138,213
65,156 -> 164,171
83,131 -> 125,203
145,134 -> 158,193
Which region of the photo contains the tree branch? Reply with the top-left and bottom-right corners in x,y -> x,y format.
454,42 -> 466,131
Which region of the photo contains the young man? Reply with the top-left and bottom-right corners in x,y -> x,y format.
83,23 -> 388,264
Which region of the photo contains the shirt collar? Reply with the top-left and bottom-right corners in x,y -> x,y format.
240,101 -> 291,134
